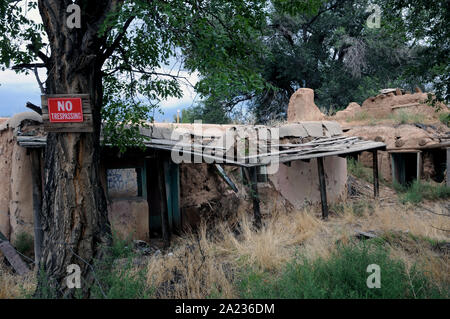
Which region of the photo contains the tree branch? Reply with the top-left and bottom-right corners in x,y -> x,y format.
101,15 -> 135,63
26,44 -> 50,65
12,63 -> 46,70
26,102 -> 43,115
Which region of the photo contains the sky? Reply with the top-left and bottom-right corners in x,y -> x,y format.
0,2 -> 197,122
0,69 -> 198,122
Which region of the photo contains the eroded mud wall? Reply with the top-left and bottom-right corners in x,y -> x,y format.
0,129 -> 14,239
9,139 -> 34,243
269,156 -> 347,209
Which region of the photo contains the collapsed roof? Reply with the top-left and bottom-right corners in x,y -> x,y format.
14,115 -> 386,167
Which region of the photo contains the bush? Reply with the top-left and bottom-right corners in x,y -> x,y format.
14,232 -> 34,258
90,233 -> 153,299
238,242 -> 445,299
389,110 -> 425,124
395,180 -> 450,204
439,113 -> 450,127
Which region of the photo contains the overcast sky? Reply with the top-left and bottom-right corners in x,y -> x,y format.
0,68 -> 198,122
0,2 -> 197,122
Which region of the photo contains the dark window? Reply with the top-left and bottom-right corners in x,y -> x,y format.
107,168 -> 143,198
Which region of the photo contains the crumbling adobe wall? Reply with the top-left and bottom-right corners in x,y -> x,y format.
0,112 -> 42,243
334,89 -> 448,123
179,163 -> 296,229
269,156 -> 347,209
180,163 -> 245,228
108,198 -> 149,241
9,140 -> 34,243
274,88 -> 348,209
0,129 -> 14,239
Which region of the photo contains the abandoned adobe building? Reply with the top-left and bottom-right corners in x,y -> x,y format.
333,88 -> 450,186
1,87 -> 447,252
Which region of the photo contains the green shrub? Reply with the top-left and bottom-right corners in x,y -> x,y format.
238,242 -> 445,299
439,113 -> 450,127
90,232 -> 154,299
390,110 -> 425,124
347,158 -> 384,184
395,180 -> 450,204
346,111 -> 370,122
14,232 -> 34,257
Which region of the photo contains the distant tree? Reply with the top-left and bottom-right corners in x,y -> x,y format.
180,100 -> 231,124
196,0 -> 431,123
384,0 -> 449,103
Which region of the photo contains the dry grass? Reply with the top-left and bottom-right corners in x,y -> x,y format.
0,262 -> 36,299
143,199 -> 449,298
1,197 -> 448,299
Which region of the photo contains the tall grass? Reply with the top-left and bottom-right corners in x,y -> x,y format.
394,180 -> 450,204
1,199 -> 448,299
389,110 -> 425,124
238,241 -> 446,299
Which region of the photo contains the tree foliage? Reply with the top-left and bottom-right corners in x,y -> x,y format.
188,0 -> 448,123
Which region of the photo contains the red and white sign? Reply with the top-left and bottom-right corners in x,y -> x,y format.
47,97 -> 84,122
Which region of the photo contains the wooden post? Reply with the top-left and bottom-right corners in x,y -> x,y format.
372,150 -> 379,198
245,167 -> 262,229
157,153 -> 170,248
30,149 -> 43,266
316,157 -> 329,219
416,151 -> 422,181
447,148 -> 450,187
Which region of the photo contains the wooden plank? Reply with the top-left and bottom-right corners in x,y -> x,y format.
391,103 -> 420,110
43,124 -> 94,133
317,157 -> 329,219
0,241 -> 30,276
244,167 -> 262,229
447,148 -> 450,187
372,150 -> 379,198
157,153 -> 171,247
30,150 -> 43,266
215,164 -> 238,193
41,94 -> 93,133
355,230 -> 377,239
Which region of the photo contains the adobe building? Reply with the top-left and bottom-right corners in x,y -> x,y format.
0,89 -> 385,250
334,88 -> 450,186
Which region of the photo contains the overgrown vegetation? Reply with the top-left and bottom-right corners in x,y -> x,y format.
238,242 -> 445,298
14,232 -> 34,259
2,196 -> 448,299
389,110 -> 426,124
439,113 -> 450,127
90,232 -> 154,299
346,157 -> 387,185
393,180 -> 450,204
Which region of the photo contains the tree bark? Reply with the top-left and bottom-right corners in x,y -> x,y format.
35,0 -> 116,298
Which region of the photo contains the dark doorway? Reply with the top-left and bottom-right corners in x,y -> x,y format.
391,152 -> 419,186
146,152 -> 181,238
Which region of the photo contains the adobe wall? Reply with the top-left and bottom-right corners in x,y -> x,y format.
269,156 -> 347,209
9,139 -> 34,243
270,88 -> 348,209
108,198 -> 149,241
0,129 -> 14,239
0,113 -> 40,243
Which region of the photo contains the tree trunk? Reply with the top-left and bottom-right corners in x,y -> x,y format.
35,1 -> 114,298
